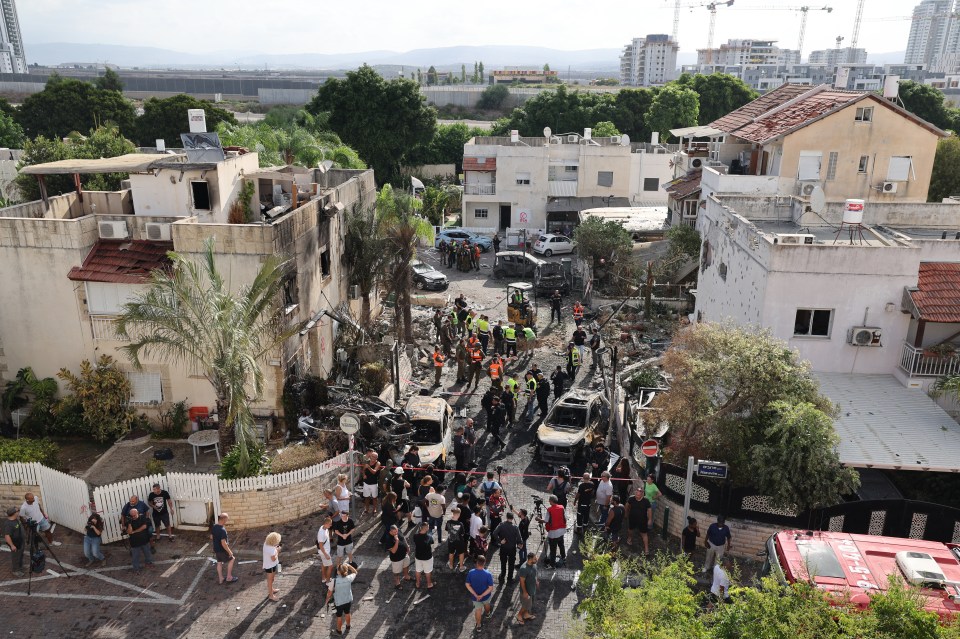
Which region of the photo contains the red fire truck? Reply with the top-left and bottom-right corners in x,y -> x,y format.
761,530 -> 960,620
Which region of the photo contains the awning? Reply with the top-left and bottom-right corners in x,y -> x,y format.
669,125 -> 724,138
813,372 -> 960,472
546,196 -> 630,213
67,239 -> 174,284
20,153 -> 186,175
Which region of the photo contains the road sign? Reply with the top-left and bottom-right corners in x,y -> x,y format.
696,460 -> 728,479
640,439 -> 659,458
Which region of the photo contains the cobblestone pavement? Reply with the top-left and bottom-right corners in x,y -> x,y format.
0,258 -> 682,638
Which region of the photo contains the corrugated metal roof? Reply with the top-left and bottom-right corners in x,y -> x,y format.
813,372 -> 960,472
669,125 -> 724,138
67,239 -> 174,284
910,262 -> 960,323
548,180 -> 578,197
20,153 -> 186,175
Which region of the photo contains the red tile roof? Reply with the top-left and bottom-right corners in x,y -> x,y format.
68,240 -> 174,284
910,262 -> 960,323
664,170 -> 702,200
709,84 -> 813,136
463,156 -> 497,172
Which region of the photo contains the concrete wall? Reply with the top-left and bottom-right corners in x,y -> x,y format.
657,492 -> 780,559
629,151 -> 673,205
777,100 -> 941,203
258,88 -> 317,105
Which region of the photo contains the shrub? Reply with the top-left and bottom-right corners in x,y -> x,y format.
145,458 -> 166,475
57,355 -> 135,443
358,362 -> 389,396
0,437 -> 60,468
218,440 -> 271,479
154,401 -> 189,439
271,436 -> 342,474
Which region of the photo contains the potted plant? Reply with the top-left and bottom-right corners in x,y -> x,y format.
925,343 -> 957,358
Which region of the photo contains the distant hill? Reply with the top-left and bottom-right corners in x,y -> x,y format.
27,42 -> 621,72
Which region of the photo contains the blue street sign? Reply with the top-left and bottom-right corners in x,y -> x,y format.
696,461 -> 728,479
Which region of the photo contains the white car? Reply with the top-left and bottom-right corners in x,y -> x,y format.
533,234 -> 575,257
401,395 -> 454,467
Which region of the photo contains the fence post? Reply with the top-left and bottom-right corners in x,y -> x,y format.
661,505 -> 670,540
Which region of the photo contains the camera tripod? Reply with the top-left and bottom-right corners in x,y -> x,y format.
24,520 -> 70,595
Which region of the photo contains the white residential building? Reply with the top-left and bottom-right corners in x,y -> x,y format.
808,47 -> 868,66
620,35 -> 679,86
904,0 -> 960,71
461,132 -> 675,234
0,0 -> 26,74
697,40 -> 799,67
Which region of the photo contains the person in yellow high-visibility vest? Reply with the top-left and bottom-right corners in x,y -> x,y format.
503,324 -> 517,358
566,341 -> 582,380
523,373 -> 538,421
432,346 -> 445,387
476,315 -> 490,354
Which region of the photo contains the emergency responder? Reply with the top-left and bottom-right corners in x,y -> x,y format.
503,323 -> 518,359
521,325 -> 537,358
492,320 -> 504,355
456,338 -> 469,384
476,315 -> 490,354
432,346 -> 445,386
468,342 -> 484,389
488,355 -> 504,390
523,372 -> 538,421
572,301 -> 585,327
566,341 -> 582,380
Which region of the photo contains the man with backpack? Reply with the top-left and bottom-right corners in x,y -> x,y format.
445,507 -> 469,572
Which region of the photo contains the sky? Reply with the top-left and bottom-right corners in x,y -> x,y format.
21,0 -> 915,57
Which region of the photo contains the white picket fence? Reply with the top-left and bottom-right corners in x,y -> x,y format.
93,474 -> 167,544
0,461 -> 39,485
217,450 -> 354,493
0,462 -> 90,535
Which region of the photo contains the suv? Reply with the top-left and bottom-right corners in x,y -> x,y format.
400,395 -> 454,467
493,251 -> 570,294
536,389 -> 610,465
411,260 -> 448,291
435,229 -> 494,252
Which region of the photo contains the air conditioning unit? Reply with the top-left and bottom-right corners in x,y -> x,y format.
609,135 -> 621,145
348,285 -> 360,300
566,135 -> 578,143
689,157 -> 703,169
774,233 -> 815,245
98,220 -> 129,239
882,181 -> 898,193
145,222 -> 172,241
848,326 -> 883,347
797,182 -> 818,197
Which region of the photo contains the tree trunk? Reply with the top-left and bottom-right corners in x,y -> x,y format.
216,398 -> 235,452
402,291 -> 413,343
360,291 -> 372,329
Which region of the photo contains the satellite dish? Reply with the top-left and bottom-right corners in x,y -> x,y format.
810,186 -> 826,214
621,133 -> 631,147
543,126 -> 552,141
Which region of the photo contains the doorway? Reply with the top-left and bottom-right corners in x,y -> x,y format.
499,204 -> 511,231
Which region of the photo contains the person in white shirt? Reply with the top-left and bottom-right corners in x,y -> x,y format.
469,507 -> 483,539
594,472 -> 613,526
262,531 -> 281,602
20,492 -> 57,546
334,474 -> 351,514
711,556 -> 733,604
317,517 -> 334,588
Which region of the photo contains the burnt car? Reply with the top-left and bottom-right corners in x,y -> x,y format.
411,260 -> 448,291
536,389 -> 610,465
492,251 -> 569,293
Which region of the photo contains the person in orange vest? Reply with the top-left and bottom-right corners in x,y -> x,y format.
432,346 -> 446,387
472,243 -> 481,271
572,301 -> 585,327
488,355 -> 504,390
467,334 -> 481,352
468,343 -> 484,389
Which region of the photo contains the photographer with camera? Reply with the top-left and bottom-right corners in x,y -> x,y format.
546,467 -> 571,507
83,505 -> 106,566
19,492 -> 58,547
3,506 -> 24,577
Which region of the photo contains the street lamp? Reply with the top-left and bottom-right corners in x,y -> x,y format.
339,412 -> 360,514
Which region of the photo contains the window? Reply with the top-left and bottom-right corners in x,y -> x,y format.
86,282 -> 143,314
798,151 -> 822,181
565,165 -> 578,173
319,248 -> 330,279
886,156 -> 913,182
643,177 -> 660,191
858,155 -> 869,173
794,308 -> 833,337
854,106 -> 873,122
597,171 -> 614,187
283,274 -> 298,309
190,181 -> 211,211
826,152 -> 838,180
515,172 -> 531,185
127,371 -> 162,405
474,208 -> 489,219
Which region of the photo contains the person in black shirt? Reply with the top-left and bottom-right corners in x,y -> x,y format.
536,376 -> 551,418
488,396 -> 507,450
549,290 -> 562,324
3,506 -> 25,576
681,516 -> 700,557
445,508 -> 469,572
511,507 -> 532,563
148,483 -> 175,541
605,495 -> 626,549
572,326 -> 587,363
361,452 -> 383,516
332,511 -> 356,567
402,446 -> 421,487
380,492 -> 401,545
626,488 -> 652,554
412,522 -> 435,589
83,509 -> 106,564
125,509 -> 154,572
386,524 -> 411,588
390,468 -> 412,525
550,366 -> 568,402
493,512 -> 523,584
574,473 -> 595,535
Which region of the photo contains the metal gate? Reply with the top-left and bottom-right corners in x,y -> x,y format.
167,472 -> 220,531
36,464 -> 90,535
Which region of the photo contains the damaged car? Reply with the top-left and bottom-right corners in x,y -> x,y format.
536,389 -> 610,465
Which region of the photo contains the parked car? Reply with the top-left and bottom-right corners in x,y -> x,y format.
411,260 -> 448,291
492,251 -> 570,293
536,389 -> 610,465
400,395 -> 454,467
533,234 -> 575,257
435,229 -> 494,252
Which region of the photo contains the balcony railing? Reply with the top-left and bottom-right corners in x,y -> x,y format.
464,184 -> 495,195
90,315 -> 128,341
898,341 -> 960,378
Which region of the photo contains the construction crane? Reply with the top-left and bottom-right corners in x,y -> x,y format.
849,0 -> 866,62
706,1 -> 736,56
728,5 -> 832,57
669,0 -> 734,55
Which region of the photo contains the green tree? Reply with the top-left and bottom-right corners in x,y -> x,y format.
928,136 -> 960,202
0,109 -> 25,149
116,238 -> 303,475
343,201 -> 388,328
96,68 -> 124,92
476,84 -> 509,110
461,64 -> 466,83
592,120 -> 621,137
674,73 -> 758,125
427,65 -> 438,86
473,61 -> 479,83
136,94 -> 238,147
2,367 -> 58,436
15,125 -> 136,201
308,65 -> 436,183
478,61 -> 484,81
376,185 -> 434,342
420,185 -> 449,226
215,122 -> 365,170
666,224 -> 701,259
543,63 -> 550,73
57,355 -> 134,443
573,216 -> 633,271
645,85 -> 699,141
15,74 -> 136,139
404,122 -> 488,173
898,80 -> 953,130
499,85 -> 619,137
614,87 -> 657,143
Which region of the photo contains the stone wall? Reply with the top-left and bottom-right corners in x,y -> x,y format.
0,484 -> 40,517
656,492 -> 780,559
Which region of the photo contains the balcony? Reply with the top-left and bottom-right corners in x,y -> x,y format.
898,342 -> 960,378
464,184 -> 496,196
90,315 -> 128,341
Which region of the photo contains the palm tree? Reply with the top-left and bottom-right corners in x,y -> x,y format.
376,185 -> 434,343
343,201 -> 387,329
116,238 -> 302,475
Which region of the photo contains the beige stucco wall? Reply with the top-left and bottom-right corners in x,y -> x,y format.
777,99 -> 940,203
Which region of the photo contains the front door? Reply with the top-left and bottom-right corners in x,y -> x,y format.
499,204 -> 511,231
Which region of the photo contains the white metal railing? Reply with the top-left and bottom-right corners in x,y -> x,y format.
90,315 -> 128,341
464,184 -> 496,195
899,341 -> 960,378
